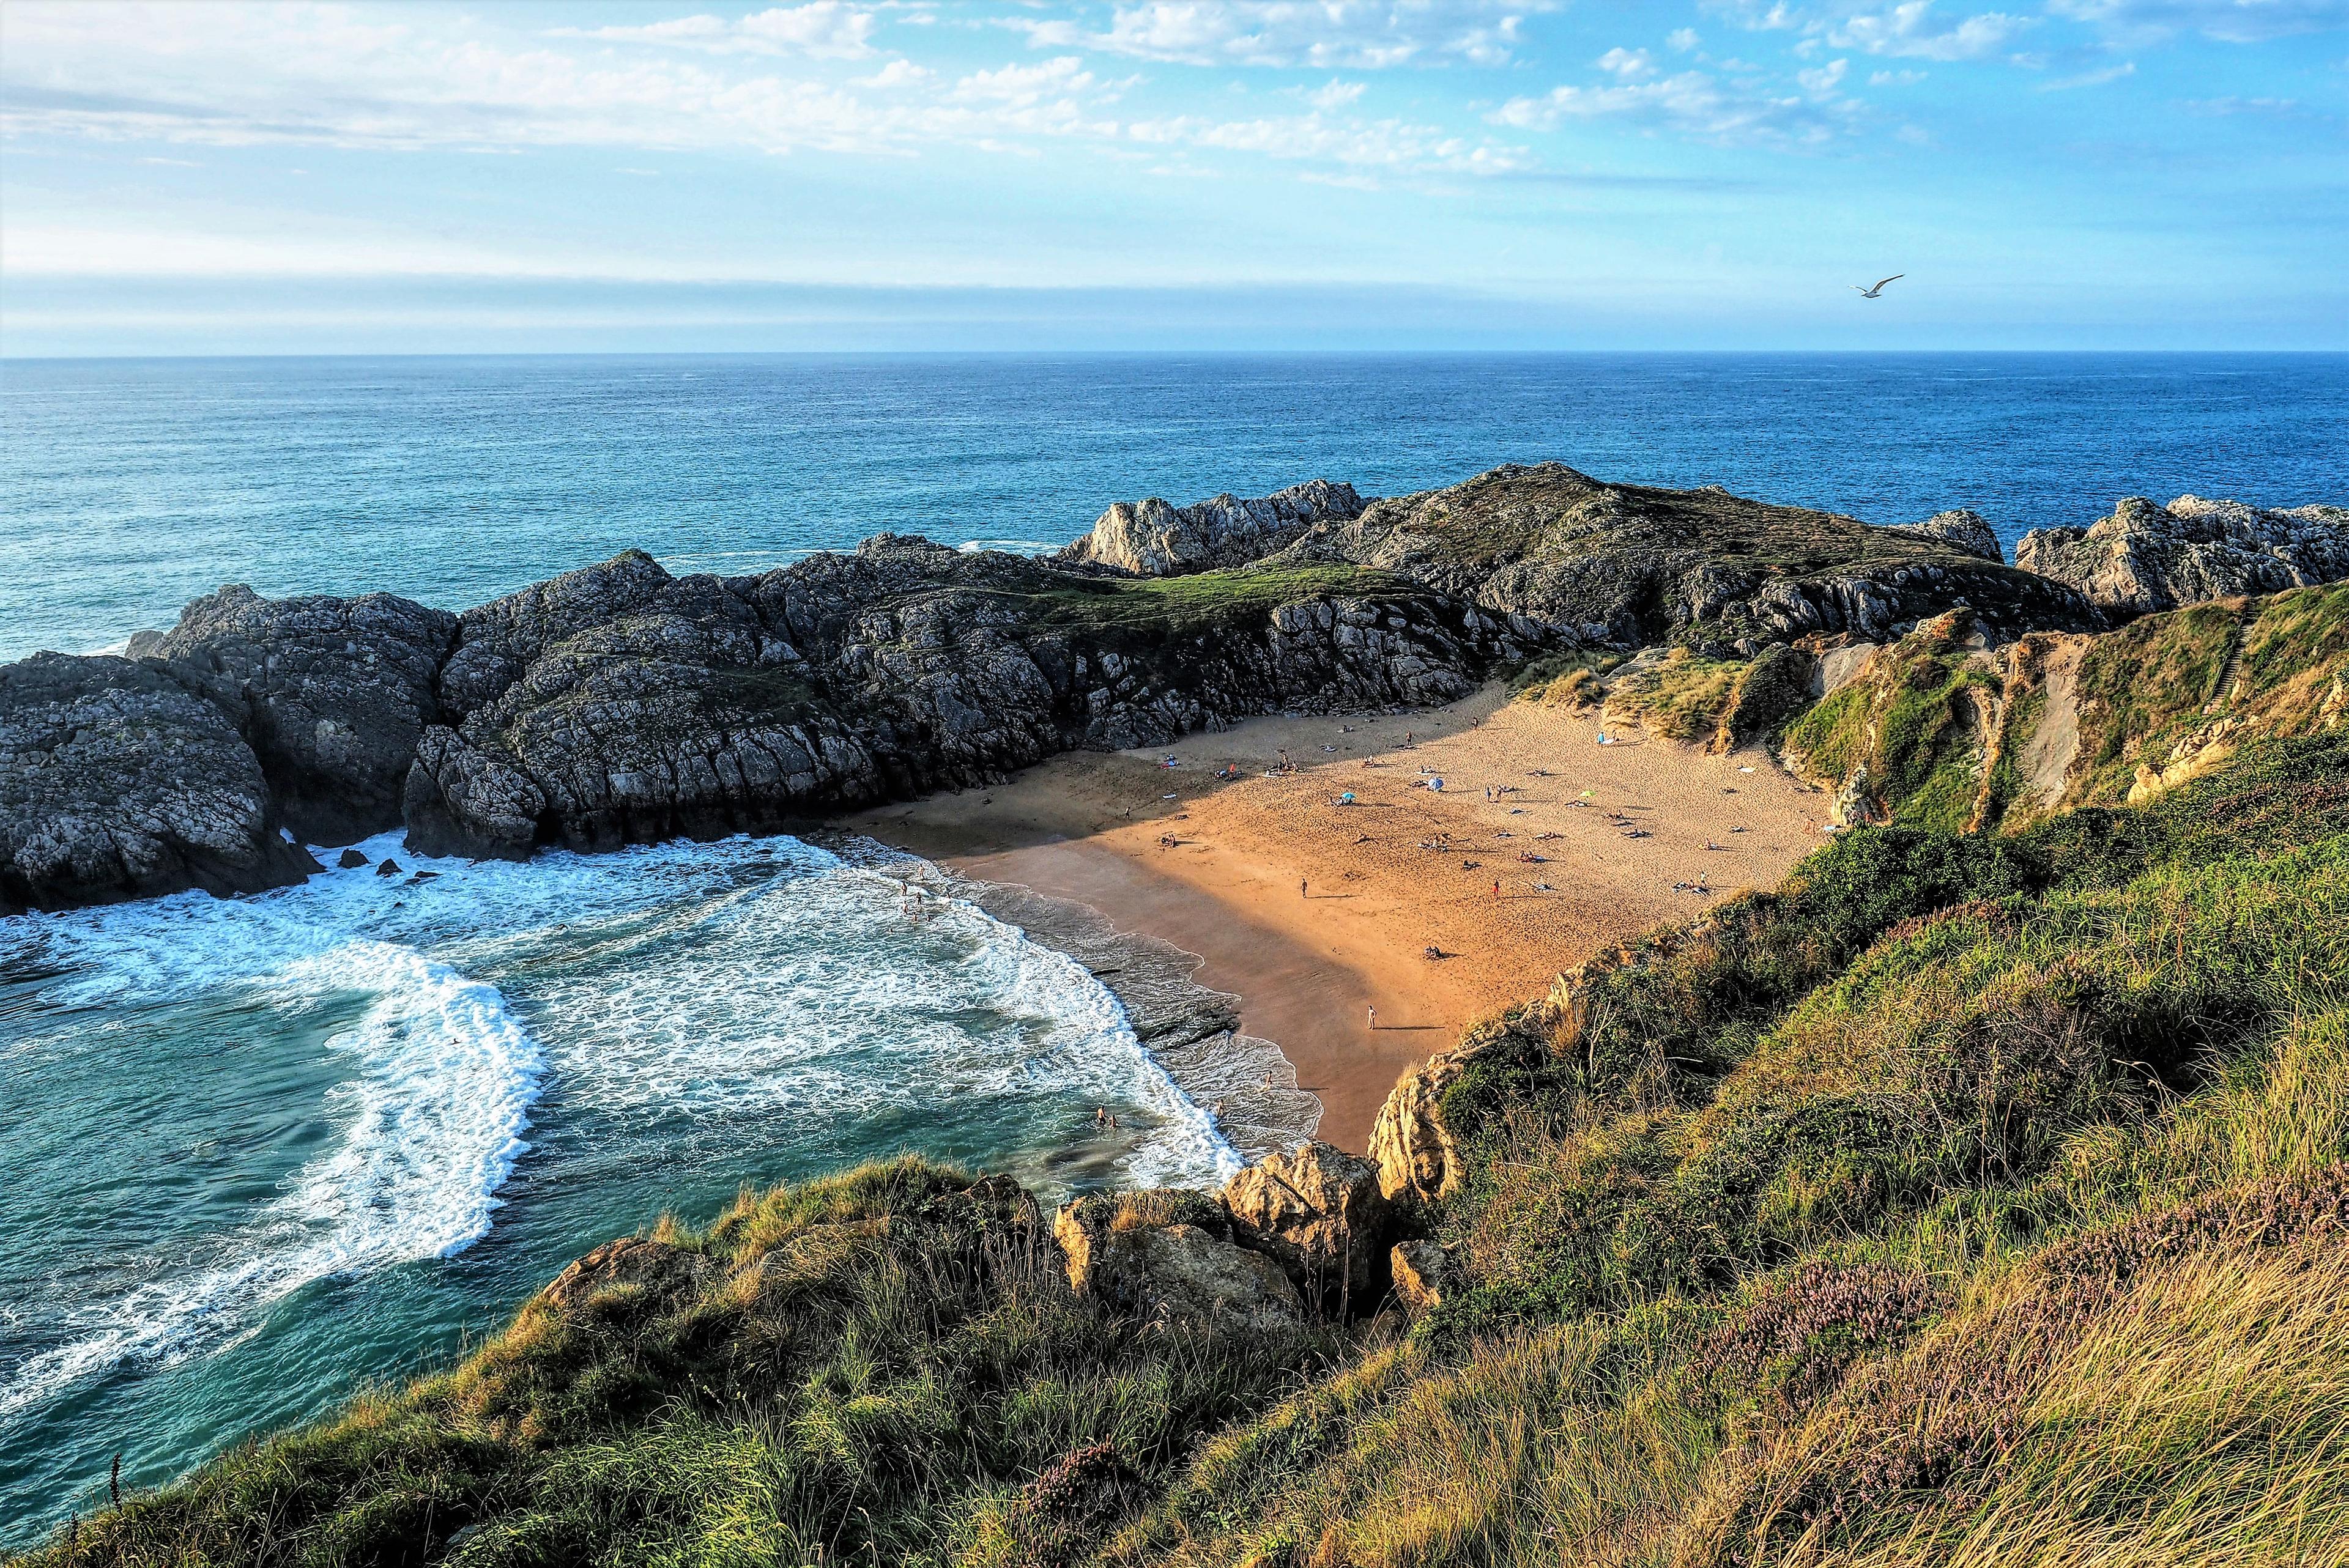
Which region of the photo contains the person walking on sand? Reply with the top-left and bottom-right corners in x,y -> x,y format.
1300,877 -> 1308,900
1493,879 -> 1502,901
1368,1004 -> 1378,1030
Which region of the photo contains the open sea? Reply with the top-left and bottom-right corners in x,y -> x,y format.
1,352 -> 2343,1540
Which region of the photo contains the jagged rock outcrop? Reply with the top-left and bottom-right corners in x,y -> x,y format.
1888,509 -> 2003,563
2017,495 -> 2349,617
404,536 -> 1526,858
1057,479 -> 1366,577
1053,1191 -> 1302,1329
1221,1141 -> 1392,1310
1264,464 -> 2099,654
150,585 -> 459,843
1389,1240 -> 1451,1316
0,653 -> 315,912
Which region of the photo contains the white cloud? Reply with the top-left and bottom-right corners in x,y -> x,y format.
1305,78 -> 1368,108
857,58 -> 934,88
1668,27 -> 1705,50
1019,1 -> 1553,68
1128,109 -> 1530,172
2047,0 -> 2349,44
553,4 -> 878,58
1493,67 -> 1856,144
2040,59 -> 2138,86
1598,47 -> 1658,77
1869,67 -> 1929,81
1829,4 -> 2033,60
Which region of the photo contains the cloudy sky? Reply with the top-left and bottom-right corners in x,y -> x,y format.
2,0 -> 2342,353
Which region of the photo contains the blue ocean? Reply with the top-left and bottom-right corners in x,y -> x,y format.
1,353 -> 2343,1542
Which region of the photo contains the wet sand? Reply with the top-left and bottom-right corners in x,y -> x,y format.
845,684 -> 1827,1152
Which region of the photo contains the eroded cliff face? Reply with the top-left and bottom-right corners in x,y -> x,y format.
9,464 -> 2340,912
0,653 -> 316,912
1262,463 -> 2100,653
2017,495 -> 2349,618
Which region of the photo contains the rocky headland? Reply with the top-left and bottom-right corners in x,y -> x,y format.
5,464 -> 2340,915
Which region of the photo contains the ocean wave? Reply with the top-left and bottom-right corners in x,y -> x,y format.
0,927 -> 540,1419
0,827 -> 1236,1419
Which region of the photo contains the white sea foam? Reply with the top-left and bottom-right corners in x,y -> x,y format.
0,826 -> 1231,1418
0,917 -> 540,1419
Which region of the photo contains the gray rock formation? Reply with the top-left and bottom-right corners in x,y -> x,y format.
1057,479 -> 1366,577
405,536 -> 1526,859
1,653 -> 315,912
1221,1141 -> 1392,1311
1888,509 -> 2003,563
1263,464 -> 2100,654
151,585 -> 459,843
1052,1190 -> 1303,1329
2017,495 -> 2349,617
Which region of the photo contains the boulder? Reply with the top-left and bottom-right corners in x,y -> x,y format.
1052,1190 -> 1302,1330
1057,479 -> 1367,577
1221,1141 -> 1393,1311
0,653 -> 316,912
1389,1240 -> 1452,1316
150,585 -> 458,843
2017,495 -> 2349,617
335,847 -> 371,870
540,1236 -> 707,1314
1887,509 -> 2003,563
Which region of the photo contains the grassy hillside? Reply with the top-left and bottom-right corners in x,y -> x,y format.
18,683 -> 2349,1561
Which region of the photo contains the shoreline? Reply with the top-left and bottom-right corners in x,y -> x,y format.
847,683 -> 1830,1153
830,838 -> 1323,1171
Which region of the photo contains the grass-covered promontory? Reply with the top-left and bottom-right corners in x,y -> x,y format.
20,742 -> 2349,1557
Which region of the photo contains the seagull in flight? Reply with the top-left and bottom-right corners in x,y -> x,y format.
1853,274 -> 1904,298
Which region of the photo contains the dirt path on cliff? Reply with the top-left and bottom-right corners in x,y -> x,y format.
844,685 -> 1827,1152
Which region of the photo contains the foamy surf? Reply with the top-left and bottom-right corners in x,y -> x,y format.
0,915 -> 541,1421
0,826 -> 1235,1439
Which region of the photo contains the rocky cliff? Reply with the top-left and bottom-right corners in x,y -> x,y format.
12,464 -> 2337,914
2016,494 -> 2349,617
1262,463 -> 2101,653
1055,478 -> 1366,576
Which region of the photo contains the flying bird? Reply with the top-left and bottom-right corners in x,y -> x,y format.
1853,274 -> 1904,298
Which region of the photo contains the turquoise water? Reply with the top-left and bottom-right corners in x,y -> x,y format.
3,353 -> 2342,664
0,835 -> 1233,1539
0,352 -> 2342,1540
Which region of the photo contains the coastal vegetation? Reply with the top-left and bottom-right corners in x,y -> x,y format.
11,472 -> 2348,1563
22,730 -> 2349,1565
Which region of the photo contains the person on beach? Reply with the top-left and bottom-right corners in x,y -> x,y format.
1301,878 -> 1308,900
1368,1004 -> 1378,1030
1493,879 -> 1502,901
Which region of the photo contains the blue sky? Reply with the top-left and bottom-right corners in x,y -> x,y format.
2,1 -> 2342,353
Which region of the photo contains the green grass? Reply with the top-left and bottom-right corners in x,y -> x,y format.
1006,566 -> 1414,637
1782,626 -> 2003,831
24,742 -> 2349,1559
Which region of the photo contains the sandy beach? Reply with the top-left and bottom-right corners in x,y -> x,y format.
847,684 -> 1828,1152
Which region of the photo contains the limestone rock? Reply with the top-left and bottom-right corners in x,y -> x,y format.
150,585 -> 458,844
1368,1042 -> 1483,1207
2016,495 -> 2349,617
1263,463 -> 2101,651
1888,509 -> 2003,563
1221,1141 -> 1393,1309
1052,1191 -> 1301,1330
0,653 -> 315,912
1389,1240 -> 1451,1315
1058,479 -> 1367,577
